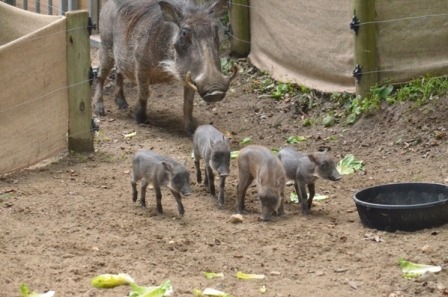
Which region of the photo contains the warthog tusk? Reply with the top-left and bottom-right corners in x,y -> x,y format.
185,71 -> 198,92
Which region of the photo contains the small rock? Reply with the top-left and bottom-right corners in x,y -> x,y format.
437,282 -> 446,291
421,244 -> 433,253
348,281 -> 358,290
388,291 -> 405,297
229,214 -> 243,224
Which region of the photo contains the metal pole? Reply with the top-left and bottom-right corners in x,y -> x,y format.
59,0 -> 67,15
36,0 -> 40,13
88,0 -> 99,33
48,0 -> 53,15
68,0 -> 78,11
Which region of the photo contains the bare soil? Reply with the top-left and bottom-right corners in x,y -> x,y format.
1,49 -> 448,297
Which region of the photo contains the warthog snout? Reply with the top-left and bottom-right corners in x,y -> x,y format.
182,191 -> 192,197
185,65 -> 239,103
203,90 -> 226,103
330,172 -> 342,181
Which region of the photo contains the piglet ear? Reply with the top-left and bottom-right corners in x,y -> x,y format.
159,1 -> 183,26
210,137 -> 216,148
207,0 -> 229,18
222,134 -> 229,144
276,176 -> 285,188
307,154 -> 317,164
161,161 -> 174,173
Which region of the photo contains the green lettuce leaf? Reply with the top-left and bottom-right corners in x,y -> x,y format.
286,136 -> 306,144
203,272 -> 224,279
336,154 -> 364,175
20,284 -> 55,297
91,273 -> 135,289
129,280 -> 173,297
398,258 -> 442,279
235,271 -> 265,280
240,137 -> 252,145
194,288 -> 231,297
290,192 -> 328,204
290,192 -> 299,204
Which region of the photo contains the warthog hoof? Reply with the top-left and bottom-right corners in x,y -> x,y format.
94,102 -> 106,117
114,96 -> 128,110
135,109 -> 147,124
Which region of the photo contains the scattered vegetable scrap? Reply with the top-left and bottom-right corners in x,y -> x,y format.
203,272 -> 224,279
398,258 -> 441,279
193,288 -> 231,297
336,154 -> 364,175
91,274 -> 172,297
129,281 -> 173,297
230,151 -> 239,159
91,273 -> 135,288
286,135 -> 306,144
240,137 -> 252,145
290,192 -> 328,204
124,131 -> 137,139
20,284 -> 55,297
235,271 -> 266,280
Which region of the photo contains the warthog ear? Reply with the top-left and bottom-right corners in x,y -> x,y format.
161,161 -> 174,173
159,1 -> 183,26
207,0 -> 229,18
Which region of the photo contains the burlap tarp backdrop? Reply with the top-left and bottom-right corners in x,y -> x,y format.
0,2 -> 68,174
248,0 -> 448,94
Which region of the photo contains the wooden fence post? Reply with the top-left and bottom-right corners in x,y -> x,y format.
353,0 -> 378,98
229,0 -> 250,57
66,10 -> 94,152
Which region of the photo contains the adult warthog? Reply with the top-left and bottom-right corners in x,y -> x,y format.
93,0 -> 237,135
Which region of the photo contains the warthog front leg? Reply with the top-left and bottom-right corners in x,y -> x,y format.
183,86 -> 196,136
194,159 -> 202,183
135,72 -> 150,124
131,179 -> 138,203
206,165 -> 216,197
236,172 -> 253,214
140,179 -> 149,208
170,190 -> 185,217
114,72 -> 128,110
218,175 -> 226,208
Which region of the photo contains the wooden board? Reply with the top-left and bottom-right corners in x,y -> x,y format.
0,16 -> 68,174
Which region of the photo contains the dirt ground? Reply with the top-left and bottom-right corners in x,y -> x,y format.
1,47 -> 448,297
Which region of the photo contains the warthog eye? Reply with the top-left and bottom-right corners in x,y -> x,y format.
178,28 -> 192,50
213,24 -> 219,47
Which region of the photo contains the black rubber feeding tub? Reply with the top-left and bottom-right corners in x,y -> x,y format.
353,183 -> 448,232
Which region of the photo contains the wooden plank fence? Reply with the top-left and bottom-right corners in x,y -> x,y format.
0,2 -> 93,174
1,0 -> 100,33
